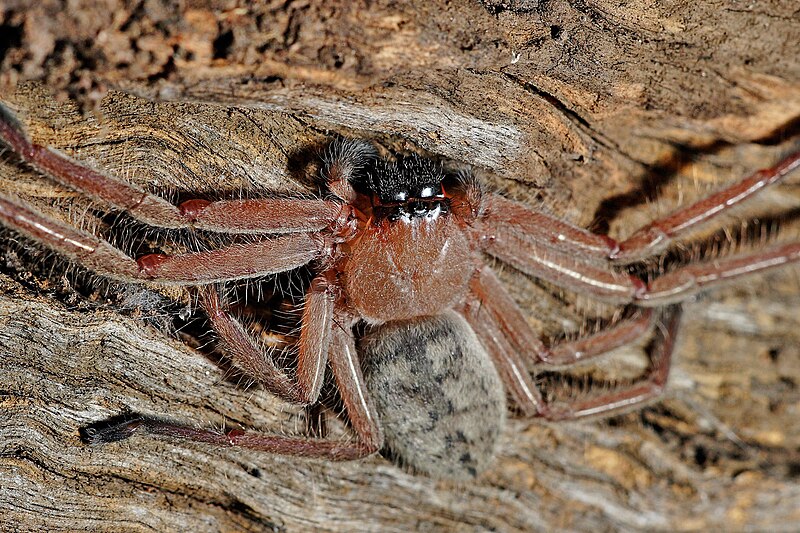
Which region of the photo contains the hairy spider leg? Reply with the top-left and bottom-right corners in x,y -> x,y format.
0,194 -> 324,283
463,266 -> 659,420
469,265 -> 656,367
178,198 -> 343,233
198,277 -> 334,404
326,313 -> 384,454
484,195 -> 619,257
0,193 -> 140,279
83,314 -> 383,460
463,269 -> 546,417
478,221 -> 643,304
483,151 -> 800,263
467,266 -> 549,359
543,310 -> 655,366
636,241 -> 800,305
482,204 -> 800,306
472,266 -> 681,420
613,151 -> 800,262
135,233 -> 322,283
0,104 -> 343,233
466,271 -> 680,421
543,306 -> 682,420
0,105 -> 180,226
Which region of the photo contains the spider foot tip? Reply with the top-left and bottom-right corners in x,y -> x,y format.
80,416 -> 144,445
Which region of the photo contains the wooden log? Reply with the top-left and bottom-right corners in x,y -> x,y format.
1,1 -> 799,530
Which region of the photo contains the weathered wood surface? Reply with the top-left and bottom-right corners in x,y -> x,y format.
1,1 -> 799,531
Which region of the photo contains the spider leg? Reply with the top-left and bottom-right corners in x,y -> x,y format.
0,105 -> 180,226
614,151 -> 800,262
478,224 -> 643,303
0,193 -> 141,278
182,138 -> 377,231
326,313 -> 384,452
0,104 -> 342,233
466,268 -> 681,420
483,195 -> 618,258
479,151 -> 800,263
466,266 -> 656,380
467,266 -> 549,360
463,268 -> 547,417
82,311 -> 382,460
0,193 -> 323,283
176,198 -> 343,234
636,241 -> 800,306
543,309 -> 655,366
198,276 -> 335,404
135,233 -> 322,283
542,305 -> 682,420
478,207 -> 800,306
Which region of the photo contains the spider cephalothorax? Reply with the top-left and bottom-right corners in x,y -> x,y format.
0,102 -> 798,479
331,141 -> 476,324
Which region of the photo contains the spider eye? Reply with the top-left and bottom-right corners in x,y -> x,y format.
418,186 -> 435,198
391,191 -> 409,202
415,184 -> 444,199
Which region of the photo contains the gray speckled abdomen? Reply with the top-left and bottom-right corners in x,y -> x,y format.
360,311 -> 507,480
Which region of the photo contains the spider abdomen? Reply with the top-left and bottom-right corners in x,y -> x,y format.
360,311 -> 507,480
341,216 -> 473,323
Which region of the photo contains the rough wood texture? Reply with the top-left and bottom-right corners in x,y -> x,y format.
1,1 -> 799,531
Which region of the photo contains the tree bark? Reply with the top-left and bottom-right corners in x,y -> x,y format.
1,1 -> 799,531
